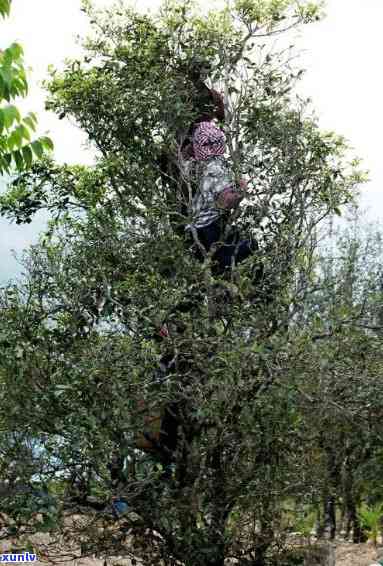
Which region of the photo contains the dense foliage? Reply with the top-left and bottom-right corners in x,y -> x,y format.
0,1 -> 381,565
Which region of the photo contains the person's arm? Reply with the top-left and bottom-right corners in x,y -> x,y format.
202,160 -> 247,210
215,178 -> 247,210
201,160 -> 231,206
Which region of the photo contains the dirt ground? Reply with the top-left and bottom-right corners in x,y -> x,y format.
63,543 -> 383,566
32,542 -> 382,565
39,544 -> 381,565
2,534 -> 382,565
335,542 -> 381,566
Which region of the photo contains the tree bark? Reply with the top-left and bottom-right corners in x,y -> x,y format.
303,544 -> 335,566
323,495 -> 336,540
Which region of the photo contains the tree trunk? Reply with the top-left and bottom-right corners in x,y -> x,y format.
337,499 -> 346,538
320,446 -> 339,540
181,442 -> 229,566
303,543 -> 335,566
323,495 -> 336,540
204,446 -> 229,566
342,458 -> 367,543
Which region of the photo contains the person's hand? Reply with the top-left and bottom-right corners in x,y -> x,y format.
216,186 -> 243,209
239,179 -> 247,191
181,142 -> 194,160
159,324 -> 169,338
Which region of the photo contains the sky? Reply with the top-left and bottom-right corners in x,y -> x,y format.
0,0 -> 382,282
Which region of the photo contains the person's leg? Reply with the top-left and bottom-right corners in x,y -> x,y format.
108,451 -> 126,488
193,220 -> 254,274
191,220 -> 220,264
138,404 -> 178,480
159,403 -> 179,455
212,238 -> 254,275
194,220 -> 222,255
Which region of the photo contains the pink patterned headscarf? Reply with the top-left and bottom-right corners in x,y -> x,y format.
192,121 -> 226,161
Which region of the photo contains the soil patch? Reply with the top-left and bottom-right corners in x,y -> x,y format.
335,542 -> 381,566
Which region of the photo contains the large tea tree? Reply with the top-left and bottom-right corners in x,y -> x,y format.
0,1 -> 372,565
0,0 -> 52,176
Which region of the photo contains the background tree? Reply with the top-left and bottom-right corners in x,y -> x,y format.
287,215 -> 383,543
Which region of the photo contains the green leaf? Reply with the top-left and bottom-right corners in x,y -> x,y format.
23,114 -> 37,132
39,136 -> 54,151
22,145 -> 33,168
2,105 -> 21,128
13,150 -> 24,171
10,77 -> 28,97
8,127 -> 22,149
0,156 -> 10,174
0,67 -> 12,88
0,0 -> 11,19
16,124 -> 31,141
8,43 -> 23,61
1,80 -> 10,101
3,151 -> 12,166
31,140 -> 44,158
28,112 -> 38,126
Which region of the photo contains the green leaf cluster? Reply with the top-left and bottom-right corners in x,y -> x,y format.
0,0 -> 11,19
358,503 -> 383,546
0,4 -> 53,175
234,0 -> 323,28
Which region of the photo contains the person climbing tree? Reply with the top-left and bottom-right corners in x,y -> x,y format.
131,122 -> 257,472
159,58 -> 225,235
186,120 -> 254,275
135,317 -> 193,470
179,57 -> 225,159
